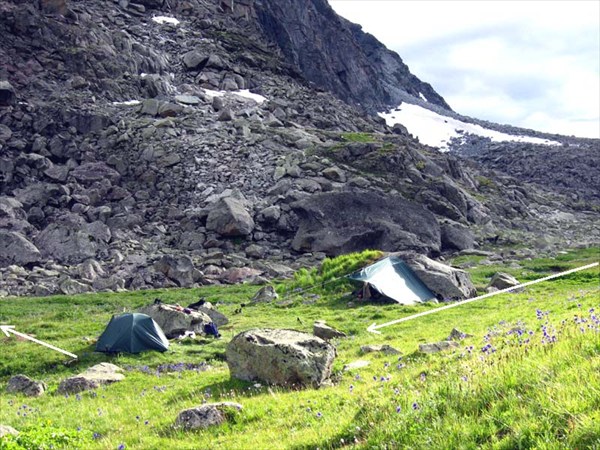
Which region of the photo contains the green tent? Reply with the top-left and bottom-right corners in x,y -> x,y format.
96,313 -> 169,354
347,255 -> 436,305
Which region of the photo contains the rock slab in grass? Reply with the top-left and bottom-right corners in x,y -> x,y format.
251,285 -> 278,303
0,424 -> 19,438
226,328 -> 336,387
175,402 -> 242,430
446,328 -> 473,341
487,272 -> 520,290
6,375 -> 46,397
313,321 -> 346,340
58,363 -> 124,394
138,303 -> 212,339
419,341 -> 459,354
360,344 -> 401,355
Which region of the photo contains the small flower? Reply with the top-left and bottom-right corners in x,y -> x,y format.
316,412 -> 322,418
93,432 -> 101,440
144,420 -> 149,425
412,402 -> 419,410
396,406 -> 401,413
117,444 -> 126,450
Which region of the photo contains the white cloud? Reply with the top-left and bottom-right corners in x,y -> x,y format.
330,0 -> 600,138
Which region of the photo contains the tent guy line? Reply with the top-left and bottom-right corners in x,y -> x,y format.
366,262 -> 599,334
0,325 -> 78,359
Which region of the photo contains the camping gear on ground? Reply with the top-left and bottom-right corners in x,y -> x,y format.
347,255 -> 436,305
203,322 -> 221,338
96,313 -> 169,354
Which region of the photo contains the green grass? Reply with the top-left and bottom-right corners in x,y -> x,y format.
0,248 -> 598,449
340,132 -> 379,143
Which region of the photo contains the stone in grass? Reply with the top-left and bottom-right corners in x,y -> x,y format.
419,341 -> 459,354
360,344 -> 402,355
313,321 -> 346,340
6,375 -> 46,397
487,272 -> 520,291
445,328 -> 473,341
175,402 -> 243,430
343,360 -> 370,371
0,424 -> 19,437
58,363 -> 124,394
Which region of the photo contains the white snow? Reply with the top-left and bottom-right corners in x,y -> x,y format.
152,16 -> 180,25
378,103 -> 561,151
112,100 -> 141,106
203,89 -> 267,104
418,92 -> 428,102
233,89 -> 267,104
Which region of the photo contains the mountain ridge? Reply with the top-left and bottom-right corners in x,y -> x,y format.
0,0 -> 597,298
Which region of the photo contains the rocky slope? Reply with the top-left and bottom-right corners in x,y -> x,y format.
0,0 -> 597,298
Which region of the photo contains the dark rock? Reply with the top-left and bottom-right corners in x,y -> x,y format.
313,321 -> 346,340
291,191 -> 441,256
251,285 -> 278,302
487,272 -> 520,290
441,223 -> 475,251
71,163 -> 121,185
153,255 -> 201,287
6,375 -> 46,397
419,340 -> 459,354
206,197 -> 255,237
35,223 -> 100,264
137,303 -> 212,339
0,231 -> 42,268
175,403 -> 243,430
0,81 -> 16,106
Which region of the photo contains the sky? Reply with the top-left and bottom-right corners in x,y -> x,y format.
329,1 -> 600,139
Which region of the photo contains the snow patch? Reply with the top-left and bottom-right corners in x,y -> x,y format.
112,100 -> 141,106
378,103 -> 561,151
233,89 -> 267,104
203,89 -> 267,104
418,92 -> 428,102
152,16 -> 180,25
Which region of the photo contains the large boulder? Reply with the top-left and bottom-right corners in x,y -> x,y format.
0,231 -> 42,268
206,197 -> 255,237
441,223 -> 475,251
0,81 -> 16,106
6,375 -> 46,397
137,303 -> 212,339
226,329 -> 336,387
291,191 -> 441,256
153,255 -> 202,287
35,223 -> 100,264
175,402 -> 243,430
399,252 -> 477,300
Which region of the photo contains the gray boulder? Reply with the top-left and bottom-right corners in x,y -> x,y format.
441,223 -> 475,251
137,303 -> 212,339
59,279 -> 92,295
0,231 -> 42,268
206,197 -> 255,237
0,81 -> 16,106
175,402 -> 243,430
58,363 -> 124,394
399,252 -> 477,300
6,375 -> 46,397
487,272 -> 520,290
251,285 -> 278,303
71,162 -> 121,185
35,223 -> 99,264
226,329 -> 336,387
313,321 -> 346,340
154,255 -> 202,287
291,191 -> 441,256
192,303 -> 229,327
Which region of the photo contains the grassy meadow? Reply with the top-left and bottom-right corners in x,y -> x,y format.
0,247 -> 598,449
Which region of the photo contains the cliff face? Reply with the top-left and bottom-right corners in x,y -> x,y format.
253,0 -> 451,112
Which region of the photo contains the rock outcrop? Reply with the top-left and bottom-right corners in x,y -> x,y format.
175,402 -> 243,430
137,303 -> 212,339
6,374 -> 46,397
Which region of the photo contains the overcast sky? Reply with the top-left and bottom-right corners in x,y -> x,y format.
330,1 -> 600,139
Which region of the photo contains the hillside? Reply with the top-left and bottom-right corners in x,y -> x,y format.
0,248 -> 598,448
1,0 -> 598,299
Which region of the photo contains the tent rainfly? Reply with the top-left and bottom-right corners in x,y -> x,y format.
347,255 -> 436,305
96,313 -> 169,354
